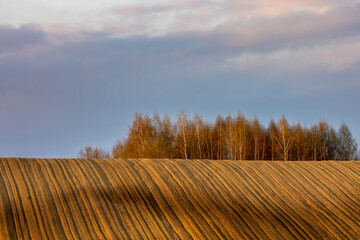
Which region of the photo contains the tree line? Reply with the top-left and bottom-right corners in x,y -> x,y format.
80,111 -> 359,161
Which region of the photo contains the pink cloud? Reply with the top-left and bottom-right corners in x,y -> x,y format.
225,35 -> 360,74
207,3 -> 360,50
102,0 -> 360,43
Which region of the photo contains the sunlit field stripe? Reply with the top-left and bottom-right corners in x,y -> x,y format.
1,158 -> 360,239
62,159 -> 116,239
224,161 -> 307,239
265,162 -> 359,239
155,160 -> 228,239
16,159 -> 50,239
114,159 -> 170,239
268,162 -> 346,238
169,160 -> 235,239
302,163 -> 360,217
233,162 -> 315,239
287,163 -> 354,238
263,162 -> 333,237
136,159 -> 203,239
187,160 -> 267,239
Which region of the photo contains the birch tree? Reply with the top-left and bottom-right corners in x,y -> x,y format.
273,116 -> 294,161
176,110 -> 189,159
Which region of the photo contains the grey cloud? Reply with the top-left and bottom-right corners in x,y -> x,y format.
0,25 -> 47,55
112,5 -> 173,16
111,0 -> 211,16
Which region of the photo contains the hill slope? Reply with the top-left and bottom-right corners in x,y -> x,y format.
0,158 -> 360,239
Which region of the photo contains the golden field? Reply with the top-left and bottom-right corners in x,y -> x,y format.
0,158 -> 360,239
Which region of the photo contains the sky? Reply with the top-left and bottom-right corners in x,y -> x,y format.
1,0 -> 359,158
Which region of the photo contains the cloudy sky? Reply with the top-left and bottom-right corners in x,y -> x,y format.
1,0 -> 359,157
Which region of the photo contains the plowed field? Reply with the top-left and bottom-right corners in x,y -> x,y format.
1,158 -> 360,239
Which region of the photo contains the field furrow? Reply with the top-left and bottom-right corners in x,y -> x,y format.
0,158 -> 360,239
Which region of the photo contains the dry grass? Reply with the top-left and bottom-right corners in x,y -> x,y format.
0,158 -> 360,239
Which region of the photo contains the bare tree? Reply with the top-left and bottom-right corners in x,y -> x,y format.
176,110 -> 189,159
213,116 -> 227,160
152,113 -> 175,158
251,117 -> 265,160
127,113 -> 155,158
194,114 -> 204,159
112,140 -> 126,158
227,112 -> 249,160
337,123 -> 358,160
79,146 -> 111,159
293,123 -> 305,161
273,116 -> 294,161
268,119 -> 277,161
